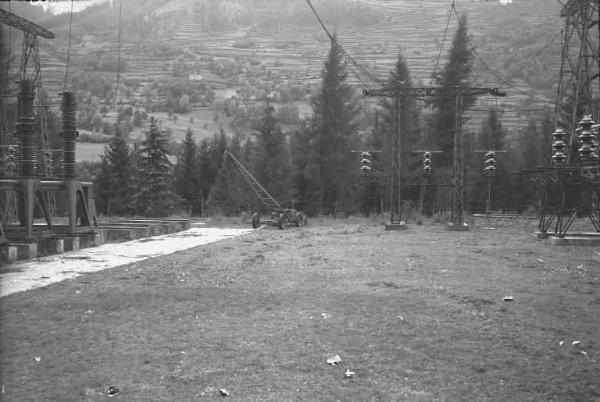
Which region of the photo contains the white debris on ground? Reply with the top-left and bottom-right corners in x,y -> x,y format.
0,227 -> 253,297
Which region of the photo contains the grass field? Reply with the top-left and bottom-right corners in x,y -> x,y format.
1,217 -> 599,401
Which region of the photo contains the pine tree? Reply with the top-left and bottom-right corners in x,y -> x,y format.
366,52 -> 421,213
432,14 -> 475,166
251,101 -> 293,208
95,128 -> 133,216
134,117 -> 179,217
298,37 -> 360,216
174,127 -> 201,214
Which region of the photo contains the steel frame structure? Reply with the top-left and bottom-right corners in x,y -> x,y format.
0,10 -> 97,245
363,85 -> 506,227
524,0 -> 600,238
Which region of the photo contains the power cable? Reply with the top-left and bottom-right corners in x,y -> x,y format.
449,2 -> 558,106
304,0 -> 382,85
63,0 -> 74,92
432,0 -> 456,81
113,0 -> 122,109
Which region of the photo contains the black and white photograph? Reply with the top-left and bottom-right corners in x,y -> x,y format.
0,0 -> 599,400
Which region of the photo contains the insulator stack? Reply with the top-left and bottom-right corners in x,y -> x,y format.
16,80 -> 36,178
61,91 -> 78,179
551,128 -> 569,164
577,115 -> 598,162
483,151 -> 497,178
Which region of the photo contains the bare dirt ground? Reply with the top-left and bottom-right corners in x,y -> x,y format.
1,217 -> 599,401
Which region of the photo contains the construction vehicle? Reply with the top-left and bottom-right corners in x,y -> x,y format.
222,149 -> 306,229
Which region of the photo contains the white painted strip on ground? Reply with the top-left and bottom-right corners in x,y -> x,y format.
0,227 -> 253,298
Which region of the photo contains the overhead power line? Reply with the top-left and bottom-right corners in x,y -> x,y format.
303,0 -> 383,85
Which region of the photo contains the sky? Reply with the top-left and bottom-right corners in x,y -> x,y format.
29,0 -> 110,15
30,0 -> 514,16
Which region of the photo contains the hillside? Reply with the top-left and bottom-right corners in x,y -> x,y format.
2,0 -> 565,146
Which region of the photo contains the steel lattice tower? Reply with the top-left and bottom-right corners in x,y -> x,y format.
555,0 -> 600,143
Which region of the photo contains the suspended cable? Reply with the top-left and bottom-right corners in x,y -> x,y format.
498,29 -> 563,88
304,0 -> 382,85
62,0 -> 74,92
113,0 -> 122,109
431,0 -> 455,82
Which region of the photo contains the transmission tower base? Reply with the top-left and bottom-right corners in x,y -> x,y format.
385,221 -> 407,231
447,222 -> 470,231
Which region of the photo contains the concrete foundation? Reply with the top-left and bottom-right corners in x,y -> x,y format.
385,222 -> 407,231
0,246 -> 18,263
38,238 -> 64,256
447,222 -> 470,231
2,219 -> 192,263
548,236 -> 600,246
14,243 -> 37,260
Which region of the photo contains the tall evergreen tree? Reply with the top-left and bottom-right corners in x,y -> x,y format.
432,14 -> 475,166
366,52 -> 421,214
297,37 -> 360,216
95,129 -> 133,216
251,101 -> 293,207
134,117 -> 179,217
174,127 -> 201,214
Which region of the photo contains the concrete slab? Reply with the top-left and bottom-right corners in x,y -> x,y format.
548,236 -> 600,246
0,227 -> 253,297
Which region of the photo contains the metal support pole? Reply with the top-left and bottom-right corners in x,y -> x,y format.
450,89 -> 467,230
386,90 -> 405,230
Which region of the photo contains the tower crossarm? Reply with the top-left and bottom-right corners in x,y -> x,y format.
0,8 -> 54,39
363,85 -> 506,98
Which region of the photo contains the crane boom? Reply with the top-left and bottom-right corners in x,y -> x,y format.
223,149 -> 282,210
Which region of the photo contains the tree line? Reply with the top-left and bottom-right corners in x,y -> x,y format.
94,15 -> 555,219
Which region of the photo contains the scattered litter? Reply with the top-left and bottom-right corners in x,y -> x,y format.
581,351 -> 589,357
503,296 -> 514,302
1,385 -> 4,393
34,356 -> 41,362
536,258 -> 544,263
321,313 -> 331,319
327,355 -> 342,365
85,310 -> 94,314
572,340 -> 581,346
397,315 -> 404,320
344,369 -> 355,378
107,386 -> 119,397
576,265 -> 584,270
559,340 -> 564,346
75,290 -> 81,294
219,388 -> 230,397
483,227 -> 495,230
180,351 -> 186,354
441,269 -> 448,273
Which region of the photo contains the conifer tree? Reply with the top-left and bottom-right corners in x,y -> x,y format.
366,52 -> 421,213
95,129 -> 133,216
174,127 -> 201,214
298,37 -> 360,215
432,14 -> 475,166
134,117 -> 179,217
251,101 -> 293,208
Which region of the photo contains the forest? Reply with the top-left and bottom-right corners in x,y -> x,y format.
88,15 -> 553,220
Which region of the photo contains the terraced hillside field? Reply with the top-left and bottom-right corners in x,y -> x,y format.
5,0 -> 565,140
